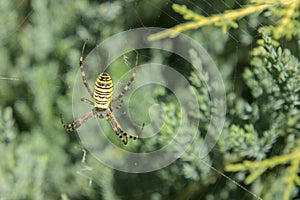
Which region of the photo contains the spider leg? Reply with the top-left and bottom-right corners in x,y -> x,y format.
137,122 -> 145,137
106,109 -> 140,145
81,97 -> 94,106
112,51 -> 139,103
80,40 -> 94,98
111,99 -> 123,109
108,114 -> 128,145
60,109 -> 94,132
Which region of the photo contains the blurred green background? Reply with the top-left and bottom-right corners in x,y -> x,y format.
1,0 -> 300,199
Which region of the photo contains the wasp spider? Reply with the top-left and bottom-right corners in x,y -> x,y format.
60,41 -> 143,145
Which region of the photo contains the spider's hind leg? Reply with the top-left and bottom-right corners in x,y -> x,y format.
79,41 -> 94,98
112,51 -> 139,104
111,99 -> 123,109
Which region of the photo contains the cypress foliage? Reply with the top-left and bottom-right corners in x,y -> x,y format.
1,1 -> 300,199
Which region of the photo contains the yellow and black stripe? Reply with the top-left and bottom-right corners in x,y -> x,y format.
93,73 -> 114,110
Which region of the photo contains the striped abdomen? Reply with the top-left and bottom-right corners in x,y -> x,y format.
93,73 -> 114,110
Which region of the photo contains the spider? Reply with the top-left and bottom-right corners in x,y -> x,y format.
60,41 -> 144,145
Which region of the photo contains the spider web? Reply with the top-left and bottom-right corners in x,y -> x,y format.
72,1 -> 263,200
0,0 -> 289,199
99,1 -> 262,199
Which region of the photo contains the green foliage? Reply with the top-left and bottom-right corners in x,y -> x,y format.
1,0 -> 300,200
222,34 -> 300,199
222,124 -> 275,159
0,0 -> 127,199
149,0 -> 300,41
243,35 -> 300,133
226,141 -> 300,200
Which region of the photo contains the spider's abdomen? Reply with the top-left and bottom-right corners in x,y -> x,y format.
93,73 -> 114,109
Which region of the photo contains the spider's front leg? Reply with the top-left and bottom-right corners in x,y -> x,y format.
60,109 -> 94,132
106,109 -> 143,145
